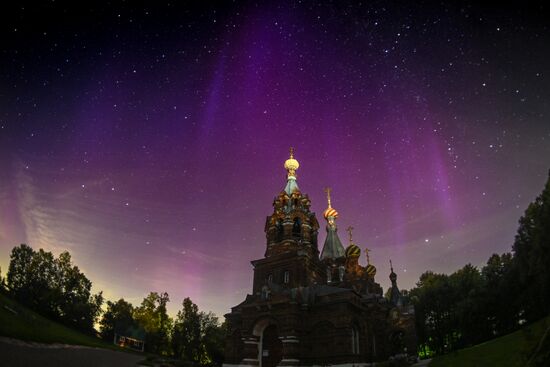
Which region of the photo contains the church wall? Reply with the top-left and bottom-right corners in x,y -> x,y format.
223,152 -> 417,366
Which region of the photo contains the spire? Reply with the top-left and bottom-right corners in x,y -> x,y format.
344,225 -> 361,258
365,247 -> 371,265
389,259 -> 397,283
326,187 -> 332,208
320,187 -> 345,261
346,226 -> 354,244
389,259 -> 402,306
323,187 -> 338,221
283,147 -> 300,195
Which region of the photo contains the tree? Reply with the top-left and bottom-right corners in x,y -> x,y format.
0,265 -> 6,292
410,271 -> 456,354
134,292 -> 172,355
100,298 -> 136,342
481,253 -> 519,335
172,297 -> 202,362
203,319 -> 226,366
6,244 -> 103,334
513,170 -> 550,322
55,251 -> 103,333
449,264 -> 487,347
7,244 -> 39,305
172,297 -> 226,366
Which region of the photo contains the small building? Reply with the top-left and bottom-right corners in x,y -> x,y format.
223,150 -> 416,367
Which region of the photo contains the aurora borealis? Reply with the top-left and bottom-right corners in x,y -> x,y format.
1,1 -> 549,317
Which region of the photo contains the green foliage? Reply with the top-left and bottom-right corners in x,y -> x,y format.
6,244 -> 103,334
133,291 -> 173,355
172,297 -> 226,366
410,261 -> 519,354
481,253 -> 520,335
99,298 -> 137,341
411,171 -> 550,358
512,170 -> 550,322
203,320 -> 226,366
172,297 -> 202,361
98,295 -> 227,364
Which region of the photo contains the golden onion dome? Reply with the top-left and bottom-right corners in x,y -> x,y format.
284,157 -> 299,172
345,243 -> 361,258
366,264 -> 377,277
284,147 -> 299,177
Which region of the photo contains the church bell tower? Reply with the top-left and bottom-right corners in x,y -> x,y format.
252,148 -> 323,293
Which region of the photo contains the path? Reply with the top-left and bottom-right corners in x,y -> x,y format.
411,358 -> 432,366
0,337 -> 144,367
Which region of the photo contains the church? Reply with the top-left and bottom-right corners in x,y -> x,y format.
223,149 -> 416,367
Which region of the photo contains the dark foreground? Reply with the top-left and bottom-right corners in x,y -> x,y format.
0,337 -> 143,367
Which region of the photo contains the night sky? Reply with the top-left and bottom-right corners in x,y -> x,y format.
1,1 -> 549,317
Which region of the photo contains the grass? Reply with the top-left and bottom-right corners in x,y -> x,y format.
429,316 -> 550,367
0,291 -> 120,350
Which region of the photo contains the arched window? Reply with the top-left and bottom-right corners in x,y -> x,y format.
292,217 -> 301,238
351,326 -> 360,354
276,222 -> 283,241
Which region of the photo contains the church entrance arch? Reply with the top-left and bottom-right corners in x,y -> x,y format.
253,319 -> 282,367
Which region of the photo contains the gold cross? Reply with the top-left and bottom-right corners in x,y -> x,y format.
346,226 -> 354,243
324,187 -> 332,208
289,146 -> 294,158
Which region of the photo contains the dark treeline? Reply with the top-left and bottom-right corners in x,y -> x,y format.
409,171 -> 550,361
0,245 -> 225,366
3,245 -> 103,334
99,292 -> 225,364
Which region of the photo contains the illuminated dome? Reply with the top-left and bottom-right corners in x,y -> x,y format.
366,264 -> 377,277
345,244 -> 361,257
284,157 -> 299,172
323,207 -> 339,219
284,147 -> 299,177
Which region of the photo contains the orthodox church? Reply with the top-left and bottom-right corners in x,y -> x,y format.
223,149 -> 416,367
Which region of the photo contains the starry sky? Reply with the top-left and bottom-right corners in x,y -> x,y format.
1,1 -> 549,318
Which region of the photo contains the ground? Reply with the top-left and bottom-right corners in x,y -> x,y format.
429,316 -> 550,367
412,359 -> 432,367
1,292 -> 144,366
0,337 -> 143,367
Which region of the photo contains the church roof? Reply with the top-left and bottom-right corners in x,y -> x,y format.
320,187 -> 345,260
320,224 -> 346,260
389,260 -> 403,306
284,176 -> 300,195
390,284 -> 403,306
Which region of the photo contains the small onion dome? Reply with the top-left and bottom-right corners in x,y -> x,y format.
389,270 -> 397,282
345,244 -> 361,258
323,207 -> 339,219
284,157 -> 299,174
366,264 -> 377,277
